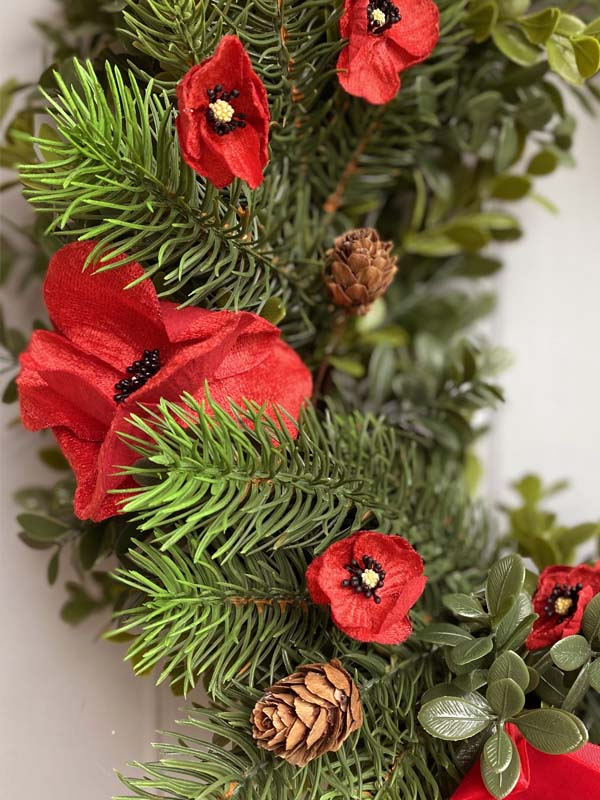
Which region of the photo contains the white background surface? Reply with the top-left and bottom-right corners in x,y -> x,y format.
1,2 -> 599,798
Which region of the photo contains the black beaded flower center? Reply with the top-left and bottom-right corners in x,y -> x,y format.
342,554 -> 385,604
367,0 -> 402,35
206,85 -> 247,135
543,582 -> 584,618
114,349 -> 161,403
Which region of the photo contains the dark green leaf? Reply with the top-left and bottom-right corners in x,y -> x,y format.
562,662 -> 590,712
488,652 -> 530,692
418,623 -> 474,647
514,708 -> 588,753
455,670 -> 489,692
550,635 -> 591,671
483,725 -> 513,773
2,377 -> 17,403
47,550 -> 60,585
582,594 -> 600,644
486,555 -> 526,619
589,659 -> 600,692
487,678 -> 525,718
39,447 -> 70,471
418,696 -> 494,741
481,736 -> 521,799
490,174 -> 532,200
17,512 -> 69,541
572,36 -> 600,79
443,593 -> 487,619
527,149 -> 559,176
79,528 -> 104,570
453,635 -> 495,666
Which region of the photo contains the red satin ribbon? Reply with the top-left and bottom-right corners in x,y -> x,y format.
451,724 -> 600,799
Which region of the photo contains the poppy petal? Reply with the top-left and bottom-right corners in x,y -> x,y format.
43,242 -> 167,368
388,0 -> 440,59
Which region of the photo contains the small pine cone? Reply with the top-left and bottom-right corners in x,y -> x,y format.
250,659 -> 363,767
324,227 -> 398,315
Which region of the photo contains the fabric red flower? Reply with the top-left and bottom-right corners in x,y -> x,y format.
17,242 -> 312,522
176,35 -> 270,189
306,530 -> 426,644
337,0 -> 440,105
451,723 -> 600,799
526,562 -> 600,651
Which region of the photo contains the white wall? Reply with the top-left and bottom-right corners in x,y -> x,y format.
1,3 -> 599,798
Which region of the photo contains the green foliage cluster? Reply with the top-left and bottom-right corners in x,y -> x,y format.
1,1 -> 600,799
418,554 -> 600,798
501,474 -> 600,569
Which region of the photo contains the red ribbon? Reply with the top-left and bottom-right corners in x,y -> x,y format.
451,724 -> 600,799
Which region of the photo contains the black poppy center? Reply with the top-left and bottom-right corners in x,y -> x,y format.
206,85 -> 247,135
367,0 -> 402,35
114,349 -> 161,403
341,554 -> 385,604
543,582 -> 583,618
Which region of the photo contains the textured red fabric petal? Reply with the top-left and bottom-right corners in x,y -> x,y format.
337,38 -> 401,105
18,330 -> 114,439
43,241 -> 167,368
305,531 -> 425,644
387,0 -> 440,59
527,585 -> 594,650
176,35 -> 270,188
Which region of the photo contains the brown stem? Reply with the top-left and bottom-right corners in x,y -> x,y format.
311,313 -> 348,403
323,119 -> 380,214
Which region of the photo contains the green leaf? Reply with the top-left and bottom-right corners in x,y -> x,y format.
488,652 -> 530,692
455,670 -> 489,692
260,297 -> 286,325
2,377 -> 17,404
527,149 -> 559,176
486,555 -> 526,619
514,708 -> 588,753
519,8 -> 560,45
582,594 -> 600,643
572,36 -> 600,80
550,635 -> 591,671
453,635 -> 495,666
495,592 -> 534,649
490,174 -> 531,200
562,662 -> 590,712
498,0 -> 530,17
418,623 -> 474,647
328,355 -> 365,379
589,659 -> 600,692
443,593 -> 487,619
555,14 -> 586,37
495,119 -> 520,173
17,513 -> 69,541
547,35 -> 584,86
584,16 -> 600,36
39,447 -> 70,471
481,736 -> 521,798
492,24 -> 542,66
418,696 -> 494,741
79,528 -> 104,571
487,678 -> 525,718
467,1 -> 499,43
483,725 -> 513,773
47,550 -> 60,585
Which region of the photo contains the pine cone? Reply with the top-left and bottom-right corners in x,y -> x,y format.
250,659 -> 363,767
324,228 -> 398,315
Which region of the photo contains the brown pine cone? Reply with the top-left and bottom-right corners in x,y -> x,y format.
324,227 -> 398,315
250,659 -> 363,767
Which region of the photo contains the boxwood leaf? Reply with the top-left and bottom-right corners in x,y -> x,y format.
418,623 -> 474,647
550,635 -> 591,671
589,659 -> 600,692
562,663 -> 590,712
492,24 -> 541,67
487,678 -> 526,718
443,593 -> 487,618
482,736 -> 521,798
514,708 -> 588,753
454,635 -> 495,666
488,651 -> 530,691
519,8 -> 560,44
17,512 -> 70,541
483,725 -> 513,773
486,554 -> 526,619
418,696 -> 494,741
582,594 -> 600,643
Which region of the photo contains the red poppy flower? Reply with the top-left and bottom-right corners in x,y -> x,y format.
526,562 -> 600,651
306,530 -> 426,644
17,242 -> 312,522
176,35 -> 270,189
337,0 -> 440,105
451,723 -> 600,799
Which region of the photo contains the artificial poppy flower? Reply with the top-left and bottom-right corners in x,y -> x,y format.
306,530 -> 426,644
176,35 -> 270,189
337,0 -> 440,105
526,561 -> 600,651
17,242 -> 312,522
451,723 -> 600,799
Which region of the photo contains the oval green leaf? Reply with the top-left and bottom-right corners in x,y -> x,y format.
487,678 -> 526,718
418,697 -> 494,741
514,708 -> 588,753
550,635 -> 591,671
